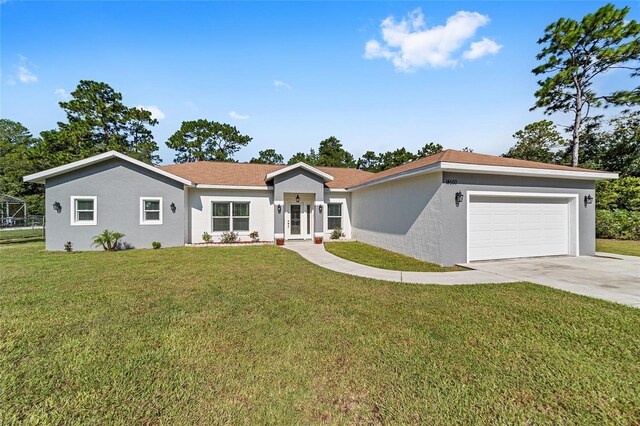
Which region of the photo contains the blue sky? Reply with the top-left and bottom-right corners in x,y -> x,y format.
1,1 -> 637,164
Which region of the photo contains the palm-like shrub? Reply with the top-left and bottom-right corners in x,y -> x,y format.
92,230 -> 125,251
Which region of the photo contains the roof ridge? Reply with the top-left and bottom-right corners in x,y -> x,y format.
160,161 -> 285,167
316,165 -> 374,173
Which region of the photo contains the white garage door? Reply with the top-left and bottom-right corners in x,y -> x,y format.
468,195 -> 570,262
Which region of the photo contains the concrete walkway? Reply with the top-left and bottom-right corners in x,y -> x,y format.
283,241 -> 513,285
283,242 -> 640,307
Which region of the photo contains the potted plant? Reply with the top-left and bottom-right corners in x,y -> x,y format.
314,235 -> 323,244
276,237 -> 285,246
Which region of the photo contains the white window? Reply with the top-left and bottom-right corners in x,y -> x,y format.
212,202 -> 250,232
327,203 -> 342,230
71,196 -> 97,226
140,197 -> 163,225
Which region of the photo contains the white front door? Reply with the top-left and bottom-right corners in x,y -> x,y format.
468,196 -> 570,261
285,203 -> 303,240
285,202 -> 313,240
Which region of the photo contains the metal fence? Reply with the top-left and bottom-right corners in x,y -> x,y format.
0,216 -> 45,241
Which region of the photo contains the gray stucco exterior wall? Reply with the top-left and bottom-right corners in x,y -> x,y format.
45,158 -> 185,251
351,172 -> 443,263
272,169 -> 325,234
274,203 -> 285,235
352,171 -> 597,266
438,172 -> 596,266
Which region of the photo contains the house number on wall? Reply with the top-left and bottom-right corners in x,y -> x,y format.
444,179 -> 458,185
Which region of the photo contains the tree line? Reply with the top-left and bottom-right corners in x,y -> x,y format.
1,3 -> 638,220
0,78 -> 461,216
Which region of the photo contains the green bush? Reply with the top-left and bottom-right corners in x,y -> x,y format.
152,241 -> 161,249
202,232 -> 212,243
220,231 -> 239,243
596,177 -> 640,211
330,227 -> 345,240
596,210 -> 640,240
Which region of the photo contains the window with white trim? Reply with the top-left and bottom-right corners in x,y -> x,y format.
212,202 -> 250,232
327,203 -> 342,230
71,196 -> 97,225
140,197 -> 163,225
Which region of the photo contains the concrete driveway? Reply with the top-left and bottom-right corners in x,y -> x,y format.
462,253 -> 640,307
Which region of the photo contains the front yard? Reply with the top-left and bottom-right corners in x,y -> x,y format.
324,241 -> 465,272
1,242 -> 639,424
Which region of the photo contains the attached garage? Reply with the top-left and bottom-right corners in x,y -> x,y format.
350,152 -> 617,266
467,192 -> 579,262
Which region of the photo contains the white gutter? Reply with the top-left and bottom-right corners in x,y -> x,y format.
195,184 -> 273,190
439,162 -> 618,180
348,162 -> 618,191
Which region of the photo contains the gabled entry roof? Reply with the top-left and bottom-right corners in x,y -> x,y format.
264,162 -> 334,182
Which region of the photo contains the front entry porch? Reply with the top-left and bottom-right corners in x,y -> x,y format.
274,193 -> 324,244
270,164 -> 328,245
285,200 -> 314,240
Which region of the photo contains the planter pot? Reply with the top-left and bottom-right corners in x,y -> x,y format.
314,236 -> 323,244
276,238 -> 285,246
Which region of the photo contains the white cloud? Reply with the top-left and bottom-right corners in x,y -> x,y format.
463,37 -> 502,60
229,111 -> 249,120
136,105 -> 166,120
364,8 -> 498,71
13,55 -> 38,83
17,66 -> 37,83
54,88 -> 70,99
273,80 -> 292,90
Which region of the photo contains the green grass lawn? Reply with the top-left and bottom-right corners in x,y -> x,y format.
0,227 -> 45,241
1,242 -> 639,424
597,238 -> 640,257
324,241 -> 465,272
